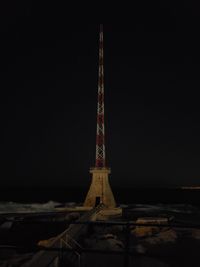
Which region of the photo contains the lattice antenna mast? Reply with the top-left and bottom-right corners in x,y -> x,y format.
84,24 -> 116,208
95,24 -> 106,168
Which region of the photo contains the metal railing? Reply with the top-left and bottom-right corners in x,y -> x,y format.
19,203 -> 106,267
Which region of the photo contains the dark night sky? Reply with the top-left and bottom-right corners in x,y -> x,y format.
1,2 -> 200,187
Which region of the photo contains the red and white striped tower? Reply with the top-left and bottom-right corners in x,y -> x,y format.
96,24 -> 105,168
84,24 -> 116,208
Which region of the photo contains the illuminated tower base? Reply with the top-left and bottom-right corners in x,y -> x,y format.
84,168 -> 116,208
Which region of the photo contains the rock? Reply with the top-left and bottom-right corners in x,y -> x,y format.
85,233 -> 124,251
67,212 -> 80,221
132,217 -> 169,238
95,238 -> 124,250
134,244 -> 147,254
38,236 -> 56,247
191,229 -> 200,240
144,229 -> 177,245
99,234 -> 117,240
92,225 -> 117,236
132,226 -> 161,237
0,221 -> 13,230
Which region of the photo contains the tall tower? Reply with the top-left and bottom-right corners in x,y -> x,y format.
84,24 -> 116,208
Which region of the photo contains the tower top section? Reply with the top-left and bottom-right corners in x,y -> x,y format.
95,24 -> 106,168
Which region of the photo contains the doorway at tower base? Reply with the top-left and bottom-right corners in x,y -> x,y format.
84,168 -> 116,208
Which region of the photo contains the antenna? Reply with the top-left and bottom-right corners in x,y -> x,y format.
95,24 -> 105,168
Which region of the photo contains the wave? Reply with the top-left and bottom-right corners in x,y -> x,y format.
0,202 -> 199,215
122,204 -> 200,214
0,201 -> 62,214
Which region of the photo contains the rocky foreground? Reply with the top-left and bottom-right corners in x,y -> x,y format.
0,203 -> 200,266
81,217 -> 200,267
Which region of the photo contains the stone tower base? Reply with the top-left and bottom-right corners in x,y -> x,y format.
84,168 -> 116,208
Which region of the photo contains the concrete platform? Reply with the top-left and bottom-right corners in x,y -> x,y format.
97,208 -> 122,220
55,206 -> 122,220
55,206 -> 92,212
